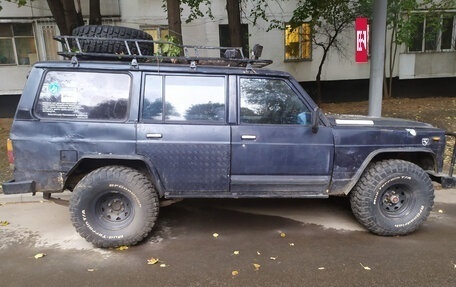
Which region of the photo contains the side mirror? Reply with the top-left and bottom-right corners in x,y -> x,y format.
311,107 -> 320,134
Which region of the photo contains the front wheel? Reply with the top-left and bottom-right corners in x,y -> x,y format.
70,166 -> 159,248
350,160 -> 434,236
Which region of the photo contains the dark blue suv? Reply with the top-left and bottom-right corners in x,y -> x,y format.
2,56 -> 455,248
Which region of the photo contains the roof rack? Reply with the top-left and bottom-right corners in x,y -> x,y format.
54,35 -> 273,69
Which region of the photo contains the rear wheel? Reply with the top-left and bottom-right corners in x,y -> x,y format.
350,159 -> 434,236
70,166 -> 159,248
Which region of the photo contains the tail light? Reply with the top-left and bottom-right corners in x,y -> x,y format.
6,139 -> 14,164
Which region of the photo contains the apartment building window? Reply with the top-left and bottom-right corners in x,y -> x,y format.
143,26 -> 169,54
409,13 -> 456,52
285,23 -> 311,61
0,23 -> 37,65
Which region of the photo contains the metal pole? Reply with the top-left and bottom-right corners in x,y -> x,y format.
368,0 -> 387,117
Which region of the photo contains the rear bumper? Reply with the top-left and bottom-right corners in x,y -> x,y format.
1,180 -> 36,195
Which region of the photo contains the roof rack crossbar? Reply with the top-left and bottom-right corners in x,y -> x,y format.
54,35 -> 272,68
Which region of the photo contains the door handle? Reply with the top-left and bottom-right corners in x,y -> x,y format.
146,133 -> 163,139
241,135 -> 256,140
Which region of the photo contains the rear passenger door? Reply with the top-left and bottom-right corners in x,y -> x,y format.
136,74 -> 231,196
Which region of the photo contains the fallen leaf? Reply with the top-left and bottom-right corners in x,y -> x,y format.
257,251 -> 261,255
159,264 -> 167,268
213,233 -> 219,238
0,221 -> 9,226
116,246 -> 129,251
280,232 -> 286,238
147,258 -> 160,265
270,256 -> 277,261
438,209 -> 444,213
231,270 -> 239,276
318,267 -> 325,270
289,243 -> 295,246
233,251 -> 240,255
253,263 -> 261,271
87,269 -> 95,272
34,253 -> 46,259
360,263 -> 371,270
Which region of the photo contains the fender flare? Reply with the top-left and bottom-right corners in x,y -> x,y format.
337,147 -> 436,195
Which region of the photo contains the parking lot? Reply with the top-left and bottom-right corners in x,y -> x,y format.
0,190 -> 455,287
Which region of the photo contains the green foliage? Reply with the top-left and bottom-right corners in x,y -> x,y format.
161,0 -> 213,24
158,35 -> 182,57
388,0 -> 456,47
182,0 -> 213,23
0,0 -> 30,11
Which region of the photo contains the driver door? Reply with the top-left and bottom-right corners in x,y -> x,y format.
230,77 -> 334,197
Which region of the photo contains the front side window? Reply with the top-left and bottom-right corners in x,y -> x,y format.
285,23 -> 311,61
35,71 -> 130,120
0,23 -> 37,65
240,78 -> 310,125
143,75 -> 226,123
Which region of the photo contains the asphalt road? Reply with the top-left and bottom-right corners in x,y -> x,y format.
0,190 -> 455,287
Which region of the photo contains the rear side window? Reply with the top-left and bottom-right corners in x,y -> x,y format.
35,71 -> 130,120
143,75 -> 226,123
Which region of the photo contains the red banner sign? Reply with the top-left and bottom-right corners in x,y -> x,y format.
355,17 -> 368,63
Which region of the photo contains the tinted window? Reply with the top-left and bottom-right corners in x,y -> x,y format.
35,71 -> 130,120
143,75 -> 226,123
240,78 -> 310,125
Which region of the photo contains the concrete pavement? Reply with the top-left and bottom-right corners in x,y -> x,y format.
0,187 -> 456,287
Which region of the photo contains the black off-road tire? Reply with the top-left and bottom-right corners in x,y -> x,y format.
350,159 -> 434,236
70,166 -> 159,248
72,25 -> 154,56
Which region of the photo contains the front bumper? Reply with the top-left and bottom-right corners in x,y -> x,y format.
1,180 -> 36,195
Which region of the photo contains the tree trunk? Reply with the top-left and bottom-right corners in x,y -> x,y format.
47,0 -> 83,35
62,0 -> 83,33
47,0 -> 68,35
226,0 -> 242,48
166,0 -> 183,44
89,0 -> 102,25
315,47 -> 329,105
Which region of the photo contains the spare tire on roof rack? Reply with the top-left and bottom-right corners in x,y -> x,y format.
71,25 -> 154,57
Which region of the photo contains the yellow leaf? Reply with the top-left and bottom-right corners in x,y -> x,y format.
147,258 -> 159,265
280,232 -> 286,238
289,243 -> 295,246
213,233 -> 219,238
116,246 -> 129,251
233,250 -> 239,255
34,253 -> 46,259
231,270 -> 239,276
318,267 -> 325,270
270,256 -> 277,261
438,209 -> 444,213
253,263 -> 261,271
159,264 -> 167,268
360,263 -> 371,270
0,221 -> 9,226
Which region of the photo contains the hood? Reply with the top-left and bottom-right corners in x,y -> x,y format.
326,114 -> 435,129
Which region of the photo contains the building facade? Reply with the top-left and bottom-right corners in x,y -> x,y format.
0,0 -> 455,114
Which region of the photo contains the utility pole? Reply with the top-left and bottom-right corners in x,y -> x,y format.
368,0 -> 387,117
